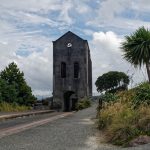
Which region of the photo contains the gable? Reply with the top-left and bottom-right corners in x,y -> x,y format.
54,31 -> 85,43
53,31 -> 88,54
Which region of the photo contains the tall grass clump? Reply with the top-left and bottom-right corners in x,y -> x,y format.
97,82 -> 150,146
0,102 -> 31,112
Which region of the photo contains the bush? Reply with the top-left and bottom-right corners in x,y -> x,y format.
132,82 -> 150,107
96,93 -> 118,118
99,93 -> 118,103
76,97 -> 91,110
97,82 -> 150,146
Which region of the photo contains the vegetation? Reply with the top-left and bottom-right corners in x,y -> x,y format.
95,71 -> 129,93
97,82 -> 150,146
98,93 -> 118,103
132,82 -> 150,107
76,97 -> 91,110
121,26 -> 150,82
0,102 -> 31,112
96,27 -> 150,146
0,62 -> 36,111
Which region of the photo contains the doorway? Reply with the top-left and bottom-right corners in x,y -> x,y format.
71,98 -> 78,111
63,91 -> 74,112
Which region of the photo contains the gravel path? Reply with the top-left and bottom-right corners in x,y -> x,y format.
0,104 -> 149,150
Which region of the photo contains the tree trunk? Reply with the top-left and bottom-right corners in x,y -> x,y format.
146,63 -> 150,83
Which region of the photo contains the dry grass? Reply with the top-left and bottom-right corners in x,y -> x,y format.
0,102 -> 31,112
97,87 -> 150,146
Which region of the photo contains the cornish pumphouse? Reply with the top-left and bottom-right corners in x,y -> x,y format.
53,31 -> 92,111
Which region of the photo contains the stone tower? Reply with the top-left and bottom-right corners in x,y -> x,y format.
53,31 -> 92,111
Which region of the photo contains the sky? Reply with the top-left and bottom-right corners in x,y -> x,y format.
0,0 -> 150,97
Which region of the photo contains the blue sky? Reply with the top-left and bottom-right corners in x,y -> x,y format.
0,0 -> 150,97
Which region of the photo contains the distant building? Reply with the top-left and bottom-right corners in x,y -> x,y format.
53,31 -> 92,111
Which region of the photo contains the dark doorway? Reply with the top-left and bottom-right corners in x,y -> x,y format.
71,98 -> 78,111
63,91 -> 74,112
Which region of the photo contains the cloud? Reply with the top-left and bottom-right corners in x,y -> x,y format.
92,31 -> 122,53
16,46 -> 53,96
133,0 -> 150,12
0,0 -> 60,12
57,1 -> 73,25
0,0 -> 74,27
0,38 -> 53,97
87,0 -> 150,32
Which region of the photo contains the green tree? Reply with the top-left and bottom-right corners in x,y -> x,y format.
0,78 -> 18,103
0,62 -> 36,106
95,71 -> 129,93
1,62 -> 24,84
121,27 -> 150,82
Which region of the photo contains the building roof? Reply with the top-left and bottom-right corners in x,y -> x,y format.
53,31 -> 85,42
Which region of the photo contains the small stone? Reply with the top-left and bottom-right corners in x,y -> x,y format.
129,135 -> 150,147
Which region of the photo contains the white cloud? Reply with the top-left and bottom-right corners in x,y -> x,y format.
92,31 -> 122,53
133,0 -> 150,12
0,0 -> 75,29
87,0 -> 150,31
58,1 -> 73,25
75,1 -> 91,14
16,46 -> 53,96
0,0 -> 60,12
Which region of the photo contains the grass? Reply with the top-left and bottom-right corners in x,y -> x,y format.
97,82 -> 150,146
0,102 -> 31,112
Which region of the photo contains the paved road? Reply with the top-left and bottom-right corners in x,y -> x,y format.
0,111 -> 61,130
0,105 -> 149,150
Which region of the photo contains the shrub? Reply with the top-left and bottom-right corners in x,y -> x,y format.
76,97 -> 91,110
99,93 -> 118,103
136,105 -> 150,136
96,93 -> 119,118
104,104 -> 139,145
97,82 -> 150,146
132,82 -> 150,107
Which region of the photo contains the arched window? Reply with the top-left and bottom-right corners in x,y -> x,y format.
74,62 -> 79,78
61,62 -> 66,78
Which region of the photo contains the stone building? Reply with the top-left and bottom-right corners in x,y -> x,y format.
53,31 -> 92,111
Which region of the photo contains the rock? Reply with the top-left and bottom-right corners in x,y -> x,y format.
129,135 -> 150,147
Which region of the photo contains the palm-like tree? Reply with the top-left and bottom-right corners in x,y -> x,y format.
121,27 -> 150,82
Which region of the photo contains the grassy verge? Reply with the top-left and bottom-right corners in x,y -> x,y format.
0,102 -> 31,112
97,82 -> 150,146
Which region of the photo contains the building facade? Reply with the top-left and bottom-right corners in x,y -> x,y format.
53,31 -> 92,111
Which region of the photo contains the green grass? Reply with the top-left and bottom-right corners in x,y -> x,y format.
0,102 -> 31,112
